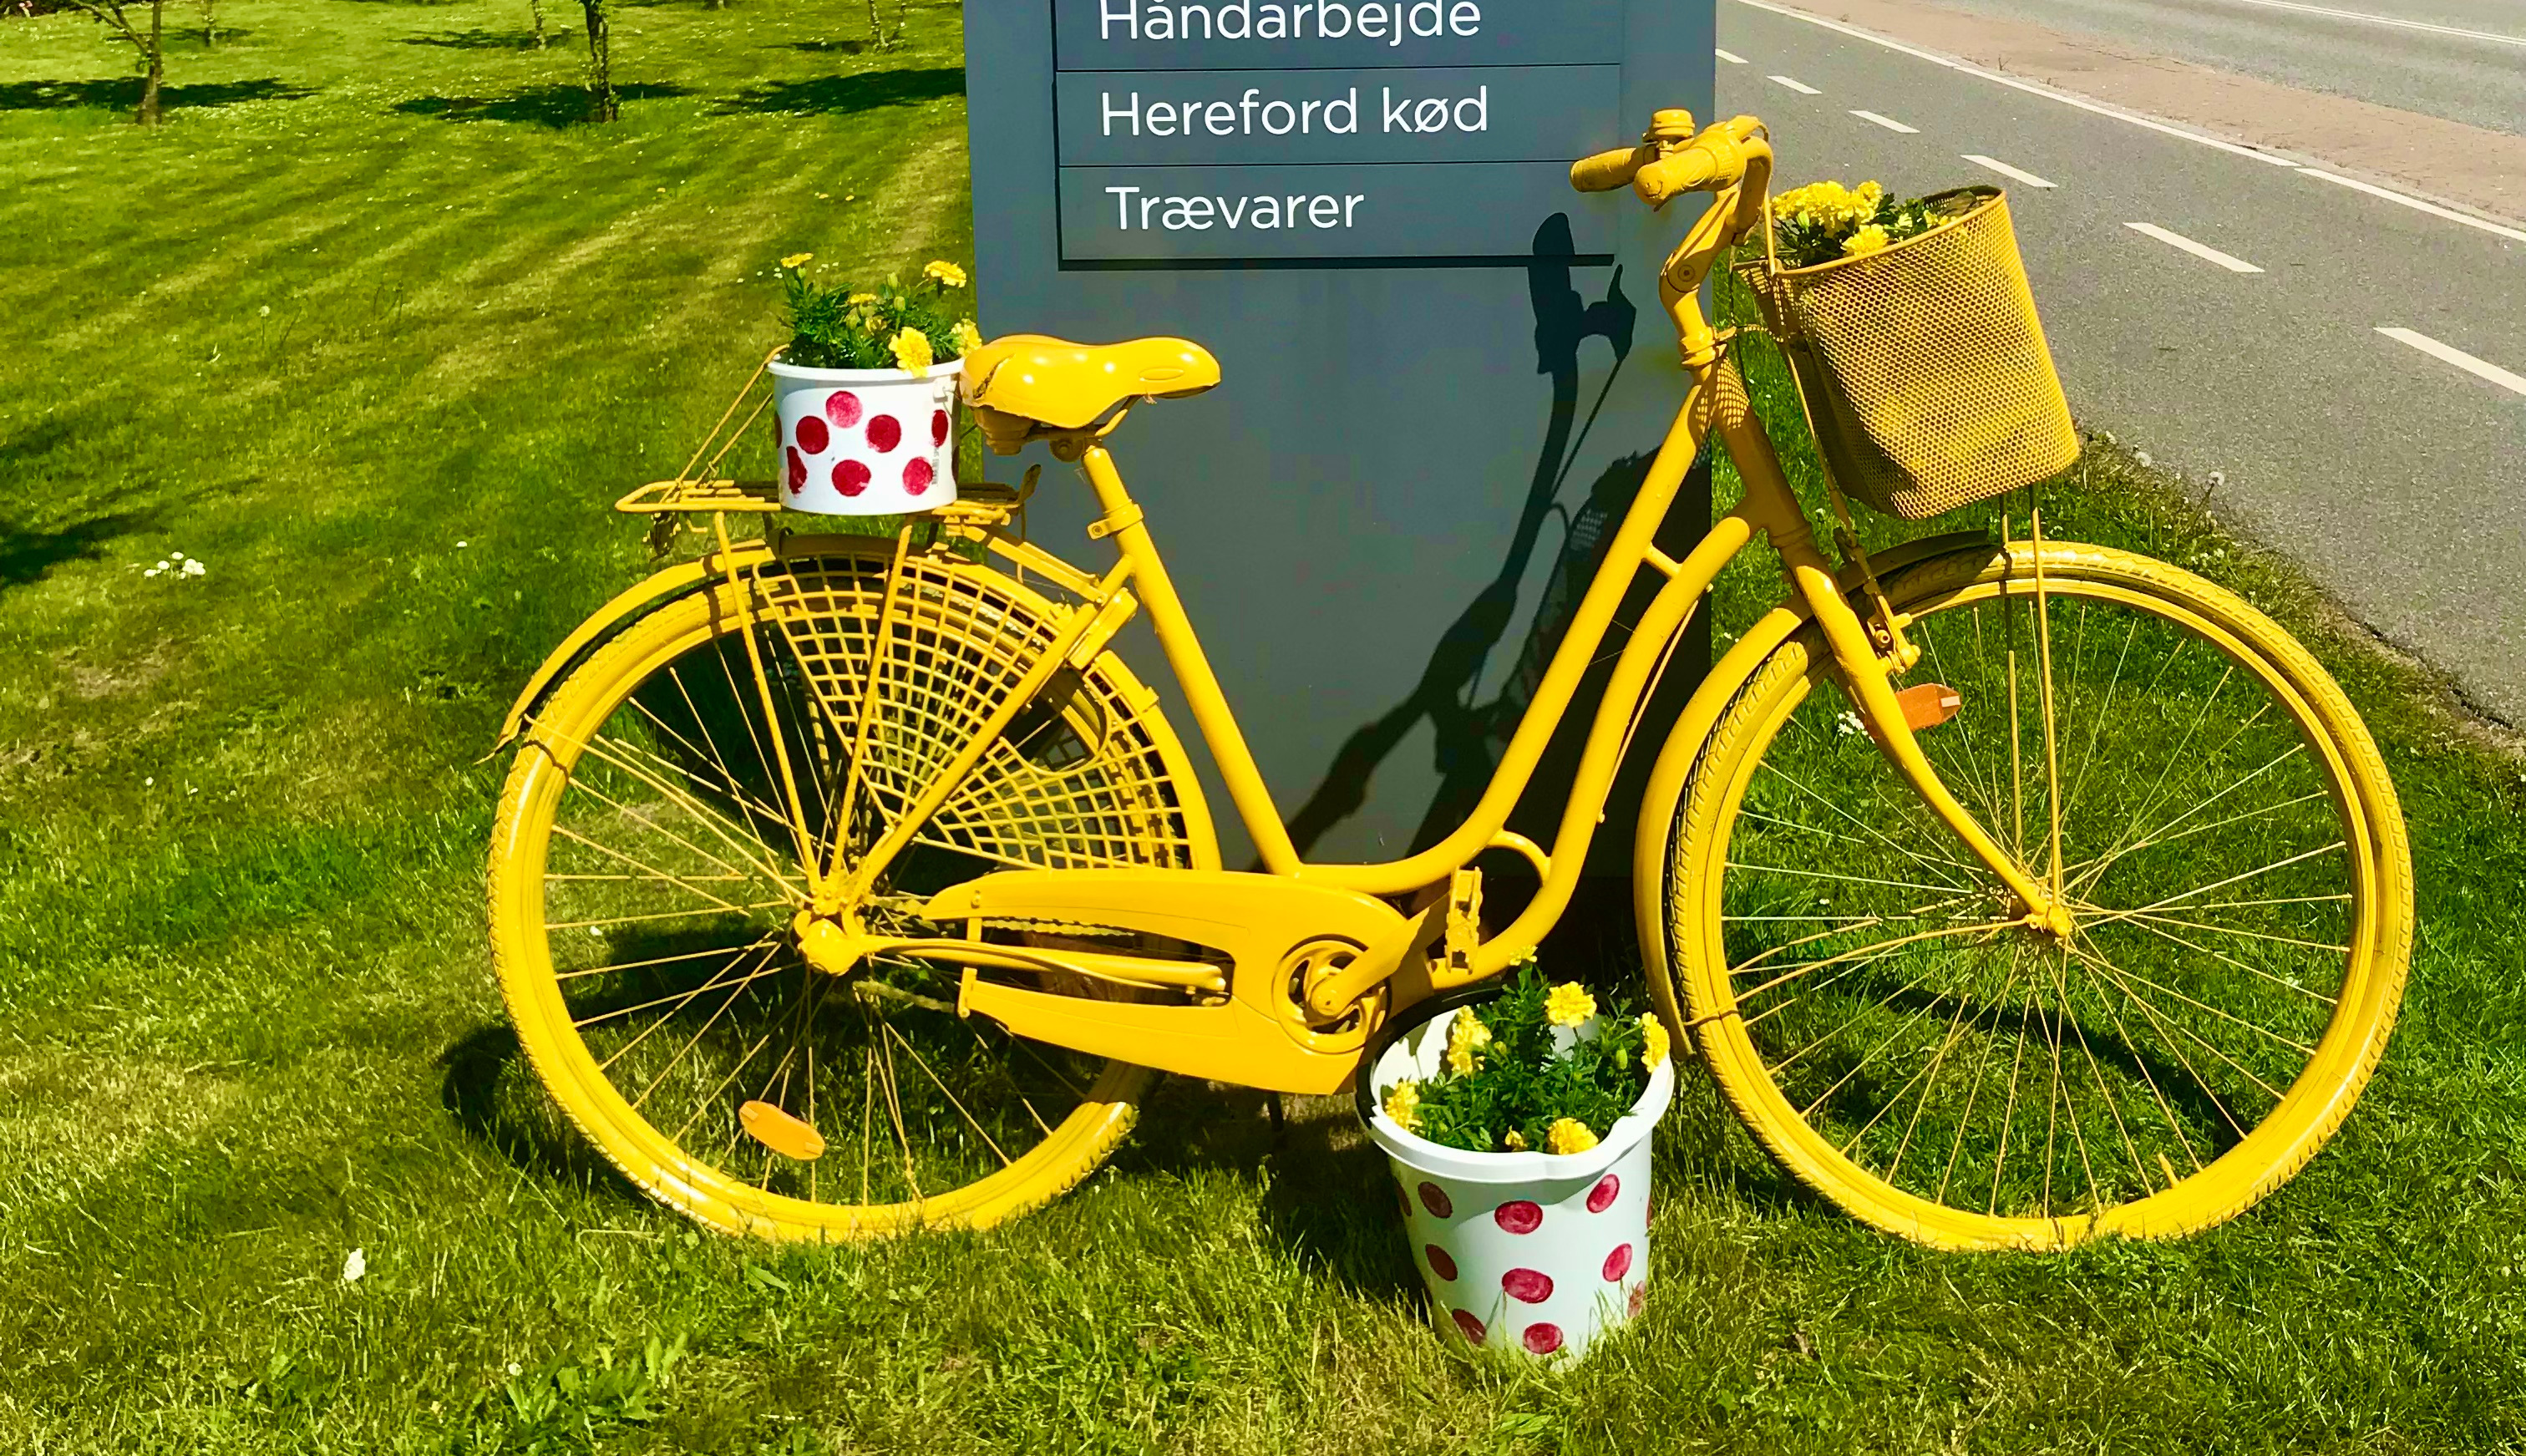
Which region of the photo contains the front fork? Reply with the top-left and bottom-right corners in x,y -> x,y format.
1713,384 -> 2071,932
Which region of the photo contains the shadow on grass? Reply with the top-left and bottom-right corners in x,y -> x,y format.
1121,1079 -> 1424,1300
402,27 -> 546,48
0,511 -> 157,592
440,1022 -> 647,1198
396,82 -> 692,127
0,77 -> 314,112
722,66 -> 962,116
782,38 -> 867,53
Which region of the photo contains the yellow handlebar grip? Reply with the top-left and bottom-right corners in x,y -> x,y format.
1570,144 -> 1654,194
1632,149 -> 1717,207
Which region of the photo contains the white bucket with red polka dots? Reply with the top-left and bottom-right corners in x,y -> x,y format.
1363,1009 -> 1674,1362
767,358 -> 960,515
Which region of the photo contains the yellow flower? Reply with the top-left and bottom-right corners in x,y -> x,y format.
1445,1008 -> 1493,1074
1382,1080 -> 1421,1130
1503,1128 -> 1527,1151
1842,224 -> 1892,258
779,251 -> 814,270
1545,1118 -> 1599,1155
846,292 -> 878,305
923,259 -> 968,288
1770,179 -> 1888,232
890,328 -> 935,374
951,317 -> 984,356
1545,982 -> 1595,1028
1642,1013 -> 1670,1071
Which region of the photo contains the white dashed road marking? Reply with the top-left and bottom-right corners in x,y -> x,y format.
1735,0 -> 2301,167
2376,328 -> 2526,398
2126,222 -> 2265,273
1850,109 -> 1918,134
1769,74 -> 1822,94
1963,155 -> 2057,189
1717,47 -> 1748,63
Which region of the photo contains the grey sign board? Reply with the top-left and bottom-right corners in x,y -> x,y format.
967,0 -> 1717,872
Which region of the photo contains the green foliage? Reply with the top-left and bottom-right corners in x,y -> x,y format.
1768,180 -> 1971,270
1387,966 -> 1656,1154
779,256 -> 974,371
459,1333 -> 688,1453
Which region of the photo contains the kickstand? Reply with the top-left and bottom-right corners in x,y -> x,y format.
1267,1092 -> 1286,1143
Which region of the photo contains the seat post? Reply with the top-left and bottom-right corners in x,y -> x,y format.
1078,444 -> 1302,876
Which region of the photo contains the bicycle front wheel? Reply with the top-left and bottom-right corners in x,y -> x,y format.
1665,540 -> 2411,1250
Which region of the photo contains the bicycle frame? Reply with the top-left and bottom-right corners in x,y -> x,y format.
564,117 -> 2063,1056
1032,138 -> 2058,992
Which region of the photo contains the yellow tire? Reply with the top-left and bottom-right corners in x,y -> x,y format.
1658,540 -> 2411,1250
489,540 -> 1216,1239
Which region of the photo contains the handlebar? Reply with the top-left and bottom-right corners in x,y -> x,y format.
1569,111 -> 1769,209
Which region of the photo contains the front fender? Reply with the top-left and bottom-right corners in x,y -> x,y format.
1628,528 -> 1995,1021
495,533 -> 892,748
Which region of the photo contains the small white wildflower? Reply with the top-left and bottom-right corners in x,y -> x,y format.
155,560 -> 170,571
456,540 -> 469,549
183,560 -> 205,577
1834,709 -> 1864,738
259,305 -> 271,317
144,566 -> 161,578
506,1362 -> 523,1377
341,1247 -> 366,1283
145,776 -> 154,786
170,550 -> 185,560
2134,450 -> 2153,468
2206,470 -> 2224,487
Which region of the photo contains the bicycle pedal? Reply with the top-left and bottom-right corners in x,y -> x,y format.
1894,682 -> 1962,732
738,1100 -> 826,1162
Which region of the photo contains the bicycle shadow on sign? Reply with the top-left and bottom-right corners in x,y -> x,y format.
1274,213 -> 1704,876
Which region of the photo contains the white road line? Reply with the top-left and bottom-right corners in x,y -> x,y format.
1732,0 -> 2301,167
2126,222 -> 2265,272
1717,47 -> 1748,63
1963,155 -> 2057,189
1735,0 -> 2526,249
2300,169 -> 2526,246
2219,0 -> 2526,49
1769,74 -> 1822,94
2376,328 -> 2526,398
1850,109 -> 1918,134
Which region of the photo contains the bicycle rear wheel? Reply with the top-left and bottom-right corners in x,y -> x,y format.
488,540 -> 1215,1238
1663,540 -> 2410,1249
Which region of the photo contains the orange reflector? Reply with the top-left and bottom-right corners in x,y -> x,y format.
739,1100 -> 827,1162
1895,682 -> 1962,732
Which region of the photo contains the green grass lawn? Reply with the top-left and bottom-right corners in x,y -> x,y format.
7,3 -> 2526,1451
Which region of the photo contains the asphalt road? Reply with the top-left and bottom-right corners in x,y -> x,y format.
1913,0 -> 2526,136
1718,0 -> 2526,723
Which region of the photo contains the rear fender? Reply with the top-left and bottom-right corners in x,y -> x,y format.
495,533 -> 892,748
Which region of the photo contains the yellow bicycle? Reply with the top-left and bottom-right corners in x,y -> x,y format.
487,112 -> 2411,1251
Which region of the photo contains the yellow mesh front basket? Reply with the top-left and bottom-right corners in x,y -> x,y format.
1742,186 -> 2079,520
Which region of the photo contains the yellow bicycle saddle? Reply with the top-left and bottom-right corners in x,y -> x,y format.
960,334 -> 1220,453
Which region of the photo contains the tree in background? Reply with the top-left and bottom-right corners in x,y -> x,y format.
578,0 -> 615,120
195,0 -> 216,46
528,0 -> 545,49
866,0 -> 905,49
61,0 -> 167,124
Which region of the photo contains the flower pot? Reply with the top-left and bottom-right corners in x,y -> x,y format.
767,357 -> 961,515
1361,995 -> 1674,1362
